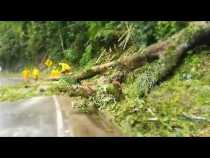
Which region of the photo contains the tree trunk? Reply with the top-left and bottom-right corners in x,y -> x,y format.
75,61 -> 119,81
61,22 -> 210,98
73,23 -> 210,83
71,40 -> 168,82
138,22 -> 210,96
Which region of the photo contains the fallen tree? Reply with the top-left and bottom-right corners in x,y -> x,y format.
73,40 -> 168,82
73,22 -> 210,81
137,22 -> 210,96
59,22 -> 210,98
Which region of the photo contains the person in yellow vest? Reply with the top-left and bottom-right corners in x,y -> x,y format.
44,58 -> 53,68
50,68 -> 61,79
22,68 -> 30,82
32,68 -> 40,81
59,62 -> 71,75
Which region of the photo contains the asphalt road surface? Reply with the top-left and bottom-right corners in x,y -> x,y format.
0,77 -> 22,87
0,76 -> 121,137
0,96 -> 59,137
0,96 -> 121,137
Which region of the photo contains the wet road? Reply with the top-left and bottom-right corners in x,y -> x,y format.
0,76 -> 62,136
0,77 -> 22,87
0,96 -> 59,137
0,96 -> 121,137
0,76 -> 121,137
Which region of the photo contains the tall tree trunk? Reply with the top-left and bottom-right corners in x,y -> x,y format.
59,29 -> 65,52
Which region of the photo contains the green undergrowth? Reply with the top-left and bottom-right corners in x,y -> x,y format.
98,49 -> 210,136
0,72 -> 21,78
0,81 -> 55,102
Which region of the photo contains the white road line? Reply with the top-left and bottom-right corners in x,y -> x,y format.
53,95 -> 64,137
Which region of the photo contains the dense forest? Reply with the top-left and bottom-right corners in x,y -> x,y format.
1,21 -> 210,136
0,21 -> 187,70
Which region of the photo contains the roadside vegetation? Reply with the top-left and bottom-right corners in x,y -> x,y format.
1,21 -> 210,136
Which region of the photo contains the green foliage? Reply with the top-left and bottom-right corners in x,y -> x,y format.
0,21 -> 188,70
92,87 -> 116,109
79,44 -> 93,66
2,21 -> 210,137
132,21 -> 157,46
154,21 -> 186,40
81,84 -> 118,111
118,22 -> 136,49
132,21 -> 188,46
0,81 -> 53,101
63,48 -> 80,64
98,50 -> 210,136
72,97 -> 92,113
87,21 -> 120,48
59,75 -> 78,85
0,22 -> 25,69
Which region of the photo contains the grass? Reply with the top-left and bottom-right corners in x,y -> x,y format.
0,80 -> 55,102
0,70 -> 63,102
0,72 -> 21,78
1,47 -> 210,136
98,49 -> 210,136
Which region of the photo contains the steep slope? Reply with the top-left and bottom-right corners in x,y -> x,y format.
99,48 -> 210,136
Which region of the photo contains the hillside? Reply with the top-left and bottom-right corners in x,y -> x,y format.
98,49 -> 210,136
1,21 -> 210,136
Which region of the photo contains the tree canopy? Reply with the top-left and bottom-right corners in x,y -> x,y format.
0,21 -> 187,70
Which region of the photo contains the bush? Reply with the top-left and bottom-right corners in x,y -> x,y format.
63,48 -> 80,64
132,21 -> 188,47
133,21 -> 157,46
0,21 -> 188,69
154,21 -> 187,40
79,44 -> 93,66
49,49 -> 63,61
